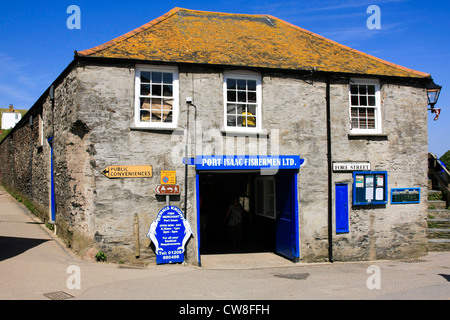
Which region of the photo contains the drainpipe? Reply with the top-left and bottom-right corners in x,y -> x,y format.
326,78 -> 334,263
184,100 -> 197,219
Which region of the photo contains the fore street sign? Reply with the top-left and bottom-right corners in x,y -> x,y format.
333,161 -> 371,172
155,185 -> 181,195
101,165 -> 153,178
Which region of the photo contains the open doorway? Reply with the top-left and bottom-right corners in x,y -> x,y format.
198,170 -> 299,261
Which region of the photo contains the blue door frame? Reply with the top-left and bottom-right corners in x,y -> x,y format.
195,169 -> 300,265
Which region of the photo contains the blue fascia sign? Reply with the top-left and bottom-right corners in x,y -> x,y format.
192,155 -> 304,171
147,206 -> 193,264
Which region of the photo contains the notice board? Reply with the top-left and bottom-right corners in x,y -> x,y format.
391,188 -> 420,204
352,171 -> 388,205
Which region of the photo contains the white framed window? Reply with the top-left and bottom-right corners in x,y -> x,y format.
349,79 -> 381,134
135,65 -> 179,129
224,72 -> 262,133
255,176 -> 276,219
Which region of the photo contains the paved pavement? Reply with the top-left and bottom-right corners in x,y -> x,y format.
1,186 -> 449,302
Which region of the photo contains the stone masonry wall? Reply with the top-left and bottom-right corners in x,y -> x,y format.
330,80 -> 428,261
0,108 -> 50,223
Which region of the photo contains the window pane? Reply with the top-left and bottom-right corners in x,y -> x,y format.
350,85 -> 358,95
360,96 -> 367,106
141,72 -> 151,83
141,84 -> 150,96
359,85 -> 367,95
152,98 -> 162,109
165,113 -> 173,123
227,104 -> 237,114
227,78 -> 236,90
248,80 -> 256,91
351,107 -> 358,117
163,73 -> 173,84
248,91 -> 256,103
161,99 -> 173,123
163,85 -> 173,97
351,95 -> 359,106
152,72 -> 162,83
244,113 -> 256,127
247,105 -> 256,115
141,110 -> 151,122
152,84 -> 162,96
238,91 -> 247,102
236,115 -> 243,127
359,118 -> 367,129
227,115 -> 236,127
227,91 -> 237,102
368,85 -> 375,95
236,105 -> 244,114
358,108 -> 367,118
368,96 -> 376,106
237,79 -> 246,90
140,98 -> 151,110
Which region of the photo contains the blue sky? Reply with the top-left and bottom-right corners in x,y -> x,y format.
0,0 -> 449,157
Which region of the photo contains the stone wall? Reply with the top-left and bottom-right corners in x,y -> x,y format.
0,107 -> 50,223
330,80 -> 428,261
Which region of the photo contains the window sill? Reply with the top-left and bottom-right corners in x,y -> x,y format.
220,127 -> 269,136
348,133 -> 388,140
130,126 -> 179,133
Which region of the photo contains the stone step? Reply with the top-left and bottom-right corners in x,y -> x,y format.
426,228 -> 450,239
428,189 -> 443,198
427,219 -> 450,229
428,239 -> 450,251
428,200 -> 447,210
428,209 -> 450,219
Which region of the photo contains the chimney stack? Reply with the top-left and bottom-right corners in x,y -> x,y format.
8,104 -> 13,112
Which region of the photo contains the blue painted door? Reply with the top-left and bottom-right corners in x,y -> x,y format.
335,184 -> 349,233
275,171 -> 299,261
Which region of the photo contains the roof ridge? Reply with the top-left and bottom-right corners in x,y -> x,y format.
267,15 -> 430,78
77,7 -> 182,57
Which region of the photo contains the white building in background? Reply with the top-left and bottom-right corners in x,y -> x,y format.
1,104 -> 22,130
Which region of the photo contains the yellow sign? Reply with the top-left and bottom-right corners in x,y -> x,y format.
161,170 -> 176,185
101,165 -> 153,179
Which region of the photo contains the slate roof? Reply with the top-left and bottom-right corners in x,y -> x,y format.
77,7 -> 429,79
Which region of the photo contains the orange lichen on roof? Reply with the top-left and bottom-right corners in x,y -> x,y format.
77,7 -> 429,78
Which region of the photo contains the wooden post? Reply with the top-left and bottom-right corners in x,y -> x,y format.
134,213 -> 140,258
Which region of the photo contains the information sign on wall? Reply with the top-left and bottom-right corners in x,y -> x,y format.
391,188 -> 420,204
147,206 -> 192,264
161,170 -> 176,185
333,161 -> 370,172
101,165 -> 152,178
352,171 -> 388,205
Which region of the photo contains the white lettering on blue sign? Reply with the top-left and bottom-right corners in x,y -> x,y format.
147,206 -> 192,264
196,155 -> 303,170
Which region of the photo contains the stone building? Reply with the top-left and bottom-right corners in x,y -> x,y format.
0,8 -> 435,265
